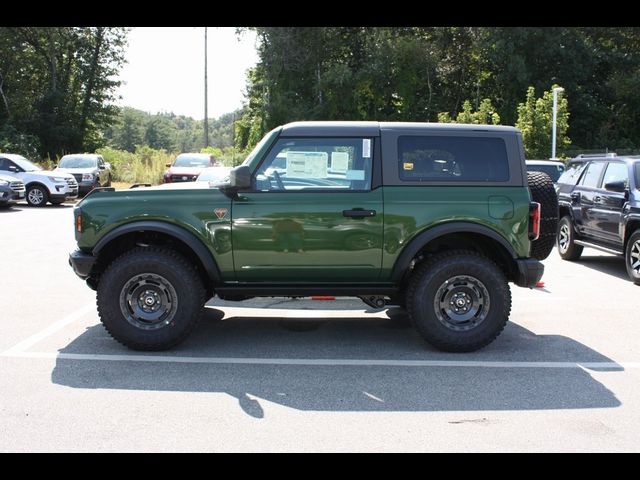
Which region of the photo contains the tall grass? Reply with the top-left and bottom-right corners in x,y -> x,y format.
96,146 -> 173,185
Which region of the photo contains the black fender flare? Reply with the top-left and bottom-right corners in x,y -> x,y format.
93,221 -> 221,283
390,222 -> 518,283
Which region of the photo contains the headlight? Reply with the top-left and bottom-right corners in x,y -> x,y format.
0,180 -> 9,186
48,176 -> 68,182
82,173 -> 94,181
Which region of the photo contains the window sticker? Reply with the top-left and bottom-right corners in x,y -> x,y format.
346,169 -> 365,180
363,139 -> 371,158
403,162 -> 414,170
330,151 -> 349,173
286,151 -> 328,178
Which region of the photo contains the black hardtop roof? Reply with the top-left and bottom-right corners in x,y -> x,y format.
280,121 -> 519,137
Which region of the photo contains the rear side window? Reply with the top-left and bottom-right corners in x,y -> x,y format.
557,161 -> 586,185
398,136 -> 509,182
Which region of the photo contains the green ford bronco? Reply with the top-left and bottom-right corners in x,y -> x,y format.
69,122 -> 557,352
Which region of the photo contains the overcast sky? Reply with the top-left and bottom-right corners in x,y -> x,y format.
116,27 -> 259,120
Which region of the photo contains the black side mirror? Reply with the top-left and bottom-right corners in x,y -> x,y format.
9,165 -> 19,173
98,164 -> 105,170
604,180 -> 626,193
229,165 -> 251,189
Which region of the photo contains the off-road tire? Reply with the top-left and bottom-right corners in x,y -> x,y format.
557,215 -> 583,260
527,171 -> 558,260
406,250 -> 511,352
97,247 -> 207,351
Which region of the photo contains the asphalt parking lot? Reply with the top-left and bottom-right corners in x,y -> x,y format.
1,200 -> 640,452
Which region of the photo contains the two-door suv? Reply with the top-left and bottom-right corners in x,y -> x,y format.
69,122 -> 556,352
556,153 -> 640,284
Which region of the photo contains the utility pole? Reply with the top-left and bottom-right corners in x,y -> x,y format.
204,27 -> 209,148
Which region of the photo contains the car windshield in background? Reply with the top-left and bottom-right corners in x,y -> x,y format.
528,164 -> 564,182
635,163 -> 640,188
59,156 -> 97,168
173,155 -> 211,167
197,167 -> 231,183
12,156 -> 42,172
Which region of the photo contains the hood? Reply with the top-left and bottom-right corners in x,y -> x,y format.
28,170 -> 75,180
166,166 -> 206,175
55,167 -> 96,174
137,182 -> 214,192
0,173 -> 21,182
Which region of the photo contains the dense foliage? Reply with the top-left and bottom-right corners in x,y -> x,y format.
237,27 -> 640,154
0,27 -> 128,159
102,107 -> 240,154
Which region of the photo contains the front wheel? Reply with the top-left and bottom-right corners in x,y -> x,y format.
26,185 -> 49,207
406,251 -> 511,352
97,247 -> 207,350
625,230 -> 640,285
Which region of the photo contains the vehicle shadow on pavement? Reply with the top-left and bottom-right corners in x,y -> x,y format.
51,308 -> 622,417
571,255 -> 630,282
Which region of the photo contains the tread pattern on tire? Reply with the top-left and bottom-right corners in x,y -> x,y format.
527,171 -> 559,260
96,246 -> 207,351
406,249 -> 511,352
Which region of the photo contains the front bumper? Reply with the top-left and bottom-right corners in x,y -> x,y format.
514,258 -> 544,288
69,249 -> 96,279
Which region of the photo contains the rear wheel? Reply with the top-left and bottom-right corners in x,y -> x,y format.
557,215 -> 583,260
97,247 -> 207,350
406,251 -> 511,352
625,230 -> 640,285
527,171 -> 559,260
26,185 -> 49,207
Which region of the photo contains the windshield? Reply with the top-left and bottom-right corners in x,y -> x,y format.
173,154 -> 212,167
59,156 -> 97,168
12,156 -> 42,172
635,163 -> 640,189
242,127 -> 281,166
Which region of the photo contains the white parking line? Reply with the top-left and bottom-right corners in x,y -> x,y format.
2,350 -> 638,369
2,304 -> 95,355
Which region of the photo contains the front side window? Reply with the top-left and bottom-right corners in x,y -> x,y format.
579,161 -> 606,188
254,137 -> 373,191
398,136 -> 509,182
602,162 -> 629,188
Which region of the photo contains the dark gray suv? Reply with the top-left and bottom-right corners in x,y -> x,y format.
556,153 -> 640,284
55,154 -> 111,195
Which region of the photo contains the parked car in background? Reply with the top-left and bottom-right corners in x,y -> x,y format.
0,173 -> 25,208
0,153 -> 78,207
196,166 -> 232,184
163,153 -> 217,183
556,153 -> 640,284
55,154 -> 111,195
526,159 -> 566,182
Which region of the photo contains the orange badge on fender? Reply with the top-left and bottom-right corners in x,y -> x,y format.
214,208 -> 228,220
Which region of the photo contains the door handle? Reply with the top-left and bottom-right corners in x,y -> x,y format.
343,209 -> 376,218
570,192 -> 581,203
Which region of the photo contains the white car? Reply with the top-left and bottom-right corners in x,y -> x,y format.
0,153 -> 78,206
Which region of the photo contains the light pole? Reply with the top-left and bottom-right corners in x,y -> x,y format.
551,86 -> 564,159
204,27 -> 209,148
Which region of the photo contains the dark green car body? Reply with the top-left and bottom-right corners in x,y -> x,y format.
69,121 -> 547,352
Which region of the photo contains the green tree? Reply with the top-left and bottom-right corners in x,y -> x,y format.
0,27 -> 128,158
516,85 -> 570,159
438,98 -> 500,124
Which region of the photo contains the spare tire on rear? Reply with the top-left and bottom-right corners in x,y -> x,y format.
527,171 -> 559,260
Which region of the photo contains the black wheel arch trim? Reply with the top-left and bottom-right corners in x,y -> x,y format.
93,221 -> 221,283
390,222 -> 518,283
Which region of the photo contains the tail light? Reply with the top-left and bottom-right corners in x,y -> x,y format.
529,202 -> 540,241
